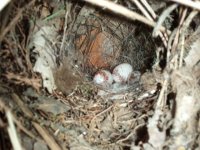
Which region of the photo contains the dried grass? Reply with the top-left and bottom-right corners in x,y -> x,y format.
0,0 -> 200,150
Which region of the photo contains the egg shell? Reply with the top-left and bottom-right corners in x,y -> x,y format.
112,63 -> 133,83
93,70 -> 113,86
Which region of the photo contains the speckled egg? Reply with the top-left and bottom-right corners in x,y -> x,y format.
112,63 -> 133,83
93,70 -> 113,87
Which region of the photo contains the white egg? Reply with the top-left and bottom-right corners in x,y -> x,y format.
93,70 -> 113,87
112,63 -> 133,83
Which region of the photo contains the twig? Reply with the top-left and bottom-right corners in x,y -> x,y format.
140,0 -> 157,19
131,0 -> 168,47
178,10 -> 198,68
3,93 -> 62,150
139,0 -> 169,46
171,8 -> 187,54
156,79 -> 168,109
0,0 -> 35,41
32,122 -> 62,150
167,8 -> 188,66
60,4 -> 71,60
131,0 -> 152,19
170,0 -> 200,11
179,34 -> 185,68
116,123 -> 145,144
11,93 -> 34,118
166,7 -> 197,69
82,0 -> 171,34
0,98 -> 38,141
6,111 -> 23,150
167,28 -> 177,63
0,0 -> 10,11
5,72 -> 41,92
92,104 -> 114,119
153,4 -> 178,37
179,10 -> 198,40
89,104 -> 114,131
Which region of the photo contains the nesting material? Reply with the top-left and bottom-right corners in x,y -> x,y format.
53,62 -> 82,95
169,66 -> 200,149
3,1 -> 200,150
32,26 -> 58,93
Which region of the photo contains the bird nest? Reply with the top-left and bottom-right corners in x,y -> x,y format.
0,0 -> 200,150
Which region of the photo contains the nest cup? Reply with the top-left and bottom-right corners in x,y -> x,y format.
66,5 -> 157,79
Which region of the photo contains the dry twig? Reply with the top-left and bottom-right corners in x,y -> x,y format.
153,4 -> 178,37
171,8 -> 187,54
0,0 -> 10,11
60,3 -> 72,60
0,98 -> 39,144
156,79 -> 168,109
5,72 -> 41,92
32,122 -> 62,150
140,0 -> 157,19
170,0 -> 200,11
0,0 -> 35,41
6,110 -> 23,150
7,93 -> 62,150
11,93 -> 33,118
131,0 -> 168,47
82,0 -> 170,34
